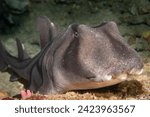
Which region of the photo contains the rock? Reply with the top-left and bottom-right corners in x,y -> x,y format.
128,0 -> 150,15
123,14 -> 150,25
30,0 -> 48,3
5,0 -> 30,14
25,94 -> 47,100
146,18 -> 150,26
0,72 -> 23,97
126,35 -> 149,51
0,90 -> 8,99
142,30 -> 150,49
2,97 -> 15,100
117,80 -> 144,98
127,35 -> 136,45
135,37 -> 149,51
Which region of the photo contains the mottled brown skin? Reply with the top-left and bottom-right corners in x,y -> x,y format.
0,16 -> 143,95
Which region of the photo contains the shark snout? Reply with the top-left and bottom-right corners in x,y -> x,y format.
128,57 -> 144,75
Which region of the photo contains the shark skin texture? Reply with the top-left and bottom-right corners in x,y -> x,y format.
0,16 -> 143,97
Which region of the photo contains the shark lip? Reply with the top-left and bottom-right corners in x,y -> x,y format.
113,73 -> 127,80
71,72 -> 132,90
64,74 -> 128,91
65,78 -> 124,91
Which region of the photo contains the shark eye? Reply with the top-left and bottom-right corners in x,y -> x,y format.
74,32 -> 79,38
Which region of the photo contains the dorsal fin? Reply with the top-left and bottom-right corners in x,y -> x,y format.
37,16 -> 57,48
16,38 -> 30,61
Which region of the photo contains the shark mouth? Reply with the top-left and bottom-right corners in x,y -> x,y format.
63,68 -> 143,91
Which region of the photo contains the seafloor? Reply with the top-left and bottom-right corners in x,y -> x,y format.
0,0 -> 150,99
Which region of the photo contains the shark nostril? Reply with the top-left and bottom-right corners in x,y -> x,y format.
128,58 -> 144,75
137,69 -> 143,75
128,68 -> 143,75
